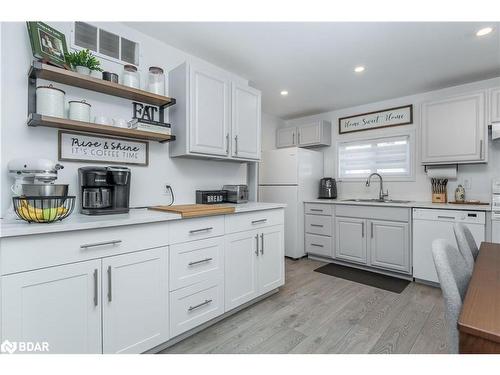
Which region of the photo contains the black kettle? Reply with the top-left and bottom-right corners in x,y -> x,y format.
318,178 -> 337,199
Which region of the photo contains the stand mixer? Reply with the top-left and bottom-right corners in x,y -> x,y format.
8,158 -> 66,196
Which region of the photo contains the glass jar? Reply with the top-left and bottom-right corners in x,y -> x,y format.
121,65 -> 140,89
147,66 -> 165,95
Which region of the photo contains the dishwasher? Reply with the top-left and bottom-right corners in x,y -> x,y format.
412,208 -> 485,284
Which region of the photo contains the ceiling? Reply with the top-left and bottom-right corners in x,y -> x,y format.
127,22 -> 500,119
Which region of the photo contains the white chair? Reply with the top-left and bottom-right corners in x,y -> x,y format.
453,223 -> 479,273
432,239 -> 472,354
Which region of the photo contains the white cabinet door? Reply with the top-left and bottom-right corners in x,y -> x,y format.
490,87 -> 500,123
231,82 -> 261,160
102,247 -> 168,354
298,123 -> 321,146
421,92 -> 486,164
276,127 -> 297,148
189,63 -> 230,156
335,217 -> 367,264
258,225 -> 285,294
224,230 -> 259,311
369,220 -> 410,273
1,260 -> 102,354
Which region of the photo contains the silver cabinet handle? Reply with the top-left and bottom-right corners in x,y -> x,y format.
311,243 -> 324,247
93,269 -> 98,307
260,233 -> 264,254
361,222 -> 364,238
234,135 -> 238,155
226,133 -> 229,155
255,234 -> 259,256
310,224 -> 324,227
310,209 -> 323,212
188,299 -> 212,312
189,227 -> 213,234
188,258 -> 213,266
480,140 -> 484,159
298,131 -> 301,144
107,266 -> 112,302
438,216 -> 455,220
252,219 -> 267,224
292,132 -> 295,145
80,240 -> 122,249
371,222 -> 374,239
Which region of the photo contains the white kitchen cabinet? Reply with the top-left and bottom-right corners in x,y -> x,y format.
277,121 -> 331,148
231,82 -> 261,160
257,225 -> 285,295
421,92 -> 486,164
169,61 -> 261,161
224,230 -> 259,310
369,220 -> 410,273
490,87 -> 500,124
276,127 -> 297,148
102,248 -> 168,354
1,260 -> 102,354
335,217 -> 367,264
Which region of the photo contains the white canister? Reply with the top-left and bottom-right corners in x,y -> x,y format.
121,65 -> 140,89
36,84 -> 65,118
68,100 -> 91,122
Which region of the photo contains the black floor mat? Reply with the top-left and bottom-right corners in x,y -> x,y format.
314,263 -> 410,293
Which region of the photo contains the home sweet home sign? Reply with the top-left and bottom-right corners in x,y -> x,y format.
338,105 -> 413,134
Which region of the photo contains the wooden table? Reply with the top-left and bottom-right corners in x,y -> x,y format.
458,242 -> 500,353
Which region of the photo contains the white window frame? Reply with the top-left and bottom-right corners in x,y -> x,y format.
336,129 -> 416,182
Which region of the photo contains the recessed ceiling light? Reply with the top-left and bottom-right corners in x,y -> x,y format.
280,90 -> 288,96
476,27 -> 493,37
354,66 -> 365,73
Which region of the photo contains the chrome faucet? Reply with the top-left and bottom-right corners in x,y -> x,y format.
366,173 -> 389,201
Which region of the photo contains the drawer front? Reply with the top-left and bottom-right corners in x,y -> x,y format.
305,214 -> 333,236
305,203 -> 333,216
1,222 -> 170,275
335,204 -> 410,222
169,278 -> 224,338
225,209 -> 284,234
305,233 -> 333,258
168,216 -> 224,244
169,237 -> 224,291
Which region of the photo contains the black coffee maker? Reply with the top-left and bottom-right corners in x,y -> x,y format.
78,166 -> 131,215
318,177 -> 337,199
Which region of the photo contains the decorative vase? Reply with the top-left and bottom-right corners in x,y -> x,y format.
455,184 -> 466,203
75,66 -> 91,75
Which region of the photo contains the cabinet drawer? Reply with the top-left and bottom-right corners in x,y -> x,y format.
305,214 -> 332,236
169,278 -> 224,338
169,237 -> 224,291
225,209 -> 284,234
168,216 -> 224,244
305,234 -> 333,258
1,222 -> 170,275
304,203 -> 333,216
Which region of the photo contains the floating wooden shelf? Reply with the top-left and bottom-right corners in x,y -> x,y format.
28,61 -> 176,108
27,113 -> 175,143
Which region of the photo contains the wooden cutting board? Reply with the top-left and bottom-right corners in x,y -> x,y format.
148,204 -> 235,218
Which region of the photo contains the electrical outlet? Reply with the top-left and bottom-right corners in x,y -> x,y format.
463,179 -> 471,190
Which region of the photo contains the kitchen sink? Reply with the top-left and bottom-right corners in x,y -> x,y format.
342,198 -> 412,204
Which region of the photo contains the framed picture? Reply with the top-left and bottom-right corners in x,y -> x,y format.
58,131 -> 149,166
27,22 -> 69,67
339,105 -> 413,134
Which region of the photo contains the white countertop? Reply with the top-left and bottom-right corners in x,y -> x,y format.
0,202 -> 286,238
305,199 -> 491,212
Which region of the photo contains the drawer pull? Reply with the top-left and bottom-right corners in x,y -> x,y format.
260,233 -> 264,254
189,227 -> 213,234
107,266 -> 112,302
80,240 -> 122,249
310,224 -> 324,227
93,269 -> 98,307
188,258 -> 213,266
188,299 -> 212,312
437,216 -> 455,220
255,234 -> 259,256
310,209 -> 323,212
310,243 -> 324,247
252,219 -> 267,224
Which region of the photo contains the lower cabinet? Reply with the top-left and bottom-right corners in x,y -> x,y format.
225,225 -> 284,311
335,217 -> 367,264
102,248 -> 169,354
1,259 -> 103,354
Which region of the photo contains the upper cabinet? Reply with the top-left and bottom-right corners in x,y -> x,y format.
490,87 -> 500,124
169,62 -> 261,161
277,120 -> 331,148
421,92 -> 486,164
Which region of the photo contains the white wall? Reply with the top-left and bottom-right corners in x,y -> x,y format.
261,113 -> 285,151
0,22 -> 251,216
284,77 -> 500,202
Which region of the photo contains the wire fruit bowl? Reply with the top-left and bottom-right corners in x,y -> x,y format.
13,196 -> 76,223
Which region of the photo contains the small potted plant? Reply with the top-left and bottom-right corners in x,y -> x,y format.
65,49 -> 102,76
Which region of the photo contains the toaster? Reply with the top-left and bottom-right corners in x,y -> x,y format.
223,185 -> 248,204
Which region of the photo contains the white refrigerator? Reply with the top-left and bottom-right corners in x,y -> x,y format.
258,148 -> 324,259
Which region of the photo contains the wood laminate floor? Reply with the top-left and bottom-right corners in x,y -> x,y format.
160,258 -> 448,354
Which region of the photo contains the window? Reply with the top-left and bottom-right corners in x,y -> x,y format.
338,134 -> 412,180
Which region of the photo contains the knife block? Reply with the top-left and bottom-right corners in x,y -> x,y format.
432,192 -> 447,203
